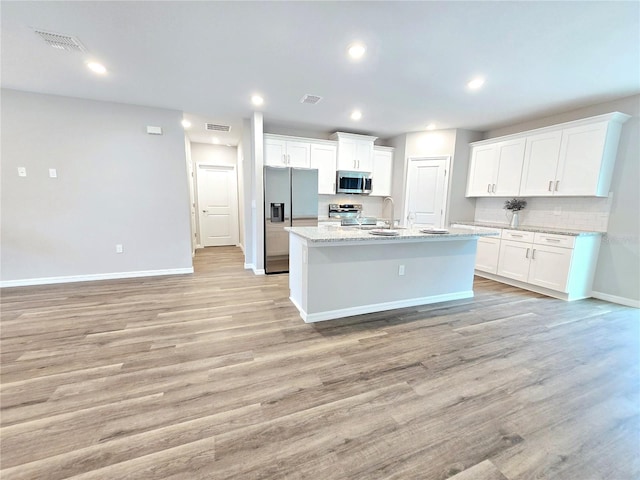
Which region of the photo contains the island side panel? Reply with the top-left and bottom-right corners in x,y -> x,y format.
288,232 -> 308,316
305,238 -> 477,322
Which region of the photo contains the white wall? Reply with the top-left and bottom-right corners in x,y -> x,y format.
1,89 -> 193,285
484,94 -> 640,304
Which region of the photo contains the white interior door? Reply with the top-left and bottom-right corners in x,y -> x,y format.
196,165 -> 239,247
405,157 -> 449,228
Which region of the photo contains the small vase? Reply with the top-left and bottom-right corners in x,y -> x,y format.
510,212 -> 520,228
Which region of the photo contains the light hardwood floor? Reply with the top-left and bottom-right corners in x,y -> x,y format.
1,246 -> 638,480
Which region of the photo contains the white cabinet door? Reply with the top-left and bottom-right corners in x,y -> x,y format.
264,137 -> 310,167
494,138 -> 526,196
475,237 -> 501,274
310,143 -> 337,195
285,141 -> 311,168
519,130 -> 562,196
466,144 -> 497,196
337,138 -> 374,172
265,138 -> 287,166
370,149 -> 393,196
356,141 -> 374,172
527,244 -> 572,292
497,239 -> 531,281
555,122 -> 608,196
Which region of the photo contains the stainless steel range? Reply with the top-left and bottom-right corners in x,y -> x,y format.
328,204 -> 377,226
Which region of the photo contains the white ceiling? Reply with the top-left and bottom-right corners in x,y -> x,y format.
2,1 -> 638,146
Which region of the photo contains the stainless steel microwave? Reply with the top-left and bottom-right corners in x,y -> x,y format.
336,171 -> 372,194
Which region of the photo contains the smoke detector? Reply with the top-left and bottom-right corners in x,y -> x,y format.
205,123 -> 231,132
300,94 -> 323,105
33,29 -> 87,52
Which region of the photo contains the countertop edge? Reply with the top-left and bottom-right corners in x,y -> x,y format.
451,221 -> 603,237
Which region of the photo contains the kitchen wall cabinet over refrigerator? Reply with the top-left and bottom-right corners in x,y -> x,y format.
330,132 -> 377,172
264,135 -> 311,167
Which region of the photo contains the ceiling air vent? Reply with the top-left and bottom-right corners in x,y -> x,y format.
33,29 -> 87,52
300,94 -> 323,105
205,123 -> 231,132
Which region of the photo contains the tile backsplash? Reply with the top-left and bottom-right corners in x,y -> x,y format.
318,195 -> 384,219
474,196 -> 612,232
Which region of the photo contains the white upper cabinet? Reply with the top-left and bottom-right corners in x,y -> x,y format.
264,135 -> 311,168
370,147 -> 394,197
330,132 -> 377,172
519,130 -> 563,196
466,139 -> 525,197
468,112 -> 629,198
309,141 -> 337,195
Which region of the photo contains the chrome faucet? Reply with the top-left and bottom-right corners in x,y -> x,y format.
383,196 -> 395,229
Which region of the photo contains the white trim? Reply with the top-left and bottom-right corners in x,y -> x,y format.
475,270 -> 581,301
0,268 -> 194,288
591,291 -> 640,308
294,291 -> 474,323
244,263 -> 254,270
252,267 -> 265,275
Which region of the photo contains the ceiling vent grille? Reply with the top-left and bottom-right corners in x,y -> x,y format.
205,123 -> 231,132
300,94 -> 323,105
33,29 -> 87,52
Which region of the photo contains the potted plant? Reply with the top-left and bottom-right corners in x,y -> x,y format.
503,198 -> 527,227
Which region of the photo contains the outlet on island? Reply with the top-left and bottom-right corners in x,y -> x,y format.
115,244 -> 124,254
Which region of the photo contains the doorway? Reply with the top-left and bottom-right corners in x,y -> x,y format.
196,164 -> 239,247
404,157 -> 450,228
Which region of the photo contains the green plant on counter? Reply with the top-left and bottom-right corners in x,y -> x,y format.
503,198 -> 527,212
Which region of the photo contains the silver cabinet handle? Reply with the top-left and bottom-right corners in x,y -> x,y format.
555,180 -> 560,191
545,238 -> 561,242
548,181 -> 553,191
511,234 -> 523,237
287,154 -> 291,165
532,249 -> 536,259
526,248 -> 530,258
492,184 -> 496,193
487,183 -> 491,193
283,154 -> 286,165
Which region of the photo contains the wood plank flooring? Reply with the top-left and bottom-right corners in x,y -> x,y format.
1,246 -> 638,479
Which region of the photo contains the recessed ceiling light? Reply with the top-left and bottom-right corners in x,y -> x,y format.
181,120 -> 191,129
467,77 -> 485,90
426,123 -> 436,131
212,137 -> 220,144
86,61 -> 107,75
348,43 -> 366,60
251,95 -> 264,106
350,110 -> 362,121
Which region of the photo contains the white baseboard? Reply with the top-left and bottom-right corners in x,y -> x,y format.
0,267 -> 194,288
252,267 -> 265,275
591,291 -> 640,308
244,263 -> 254,270
296,291 -> 474,323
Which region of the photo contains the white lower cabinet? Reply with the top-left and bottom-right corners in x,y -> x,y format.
475,237 -> 501,274
526,244 -> 572,292
472,227 -> 601,301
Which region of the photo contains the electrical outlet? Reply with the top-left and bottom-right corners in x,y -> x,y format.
398,265 -> 405,276
49,168 -> 57,178
115,244 -> 124,254
17,167 -> 27,177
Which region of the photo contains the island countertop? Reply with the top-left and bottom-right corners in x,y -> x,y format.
285,225 -> 499,244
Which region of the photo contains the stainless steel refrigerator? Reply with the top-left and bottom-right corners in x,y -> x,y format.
264,166 -> 318,274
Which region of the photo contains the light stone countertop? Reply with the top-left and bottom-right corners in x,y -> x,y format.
286,226 -> 499,244
451,221 -> 603,237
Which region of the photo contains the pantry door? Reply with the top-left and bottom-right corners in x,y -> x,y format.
404,157 -> 449,228
196,164 -> 239,247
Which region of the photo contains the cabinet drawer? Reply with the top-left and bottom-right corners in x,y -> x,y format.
534,232 -> 575,249
501,229 -> 534,243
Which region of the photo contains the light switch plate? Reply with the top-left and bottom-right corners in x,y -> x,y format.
115,244 -> 124,254
18,167 -> 27,177
49,168 -> 57,178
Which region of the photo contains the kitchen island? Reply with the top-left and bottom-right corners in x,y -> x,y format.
286,226 -> 499,322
